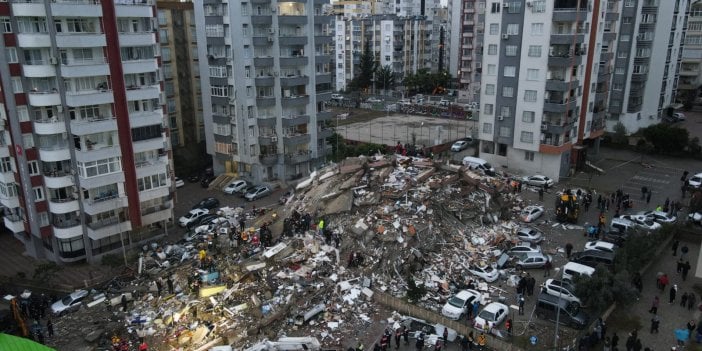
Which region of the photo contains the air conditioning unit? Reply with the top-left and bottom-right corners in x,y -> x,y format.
541,123 -> 548,131
268,36 -> 274,42
503,3 -> 509,7
502,34 -> 509,40
268,28 -> 276,34
498,116 -> 504,121
270,136 -> 278,142
48,56 -> 58,65
56,105 -> 63,112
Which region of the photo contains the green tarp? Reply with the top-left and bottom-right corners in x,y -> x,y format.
0,333 -> 55,351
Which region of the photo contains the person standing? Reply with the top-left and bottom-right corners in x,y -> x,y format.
611,332 -> 619,350
650,314 -> 660,333
477,333 -> 486,350
670,284 -> 678,304
538,187 -> 544,201
543,259 -> 552,277
683,261 -> 691,281
121,294 -> 128,312
641,186 -> 648,200
565,242 -> 573,259
518,295 -> 525,315
155,278 -> 163,297
646,191 -> 652,204
167,276 -> 174,294
688,293 -> 696,311
403,326 -> 409,346
649,296 -> 660,314
672,240 -> 680,256
46,319 -> 53,337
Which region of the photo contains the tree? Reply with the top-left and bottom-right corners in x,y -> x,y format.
610,122 -> 628,145
406,276 -> 427,302
641,124 -> 689,155
349,39 -> 376,92
374,65 -> 395,93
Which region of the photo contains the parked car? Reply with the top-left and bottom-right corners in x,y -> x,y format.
571,250 -> 615,269
673,112 -> 686,121
688,173 -> 702,189
451,140 -> 469,152
474,302 -> 509,330
187,214 -> 220,230
638,210 -> 677,224
245,185 -> 272,201
239,185 -> 258,197
223,180 -> 248,195
513,252 -> 552,269
468,264 -> 499,282
602,227 -> 628,246
689,211 -> 702,225
51,289 -> 89,316
200,175 -> 216,188
584,240 -> 618,254
619,214 -> 662,231
400,317 -> 457,342
367,97 -> 382,103
541,279 -> 581,305
331,94 -> 344,101
535,293 -> 590,329
521,175 -> 554,187
506,242 -> 542,256
192,197 -> 220,210
516,226 -> 544,243
174,177 -> 185,188
441,289 -> 481,320
521,206 -> 544,223
179,208 -> 210,227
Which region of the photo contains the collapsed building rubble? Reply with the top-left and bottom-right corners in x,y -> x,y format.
46,154 -> 565,351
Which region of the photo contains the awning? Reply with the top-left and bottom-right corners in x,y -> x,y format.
0,333 -> 56,351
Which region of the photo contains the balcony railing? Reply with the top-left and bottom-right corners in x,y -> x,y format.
5,214 -> 22,222
44,170 -> 69,177
39,142 -> 69,151
88,191 -> 120,204
53,219 -> 80,229
50,196 -> 77,203
34,116 -> 64,124
87,216 -> 119,230
135,156 -> 166,168
61,57 -> 108,66
141,203 -> 171,216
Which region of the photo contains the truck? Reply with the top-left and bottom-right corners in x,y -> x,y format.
555,191 -> 580,223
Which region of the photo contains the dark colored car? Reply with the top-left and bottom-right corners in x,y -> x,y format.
239,185 -> 258,197
200,175 -> 216,188
186,213 -> 219,230
192,197 -> 220,210
571,250 -> 615,269
602,227 -> 628,246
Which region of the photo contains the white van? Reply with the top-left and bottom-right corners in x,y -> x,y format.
561,261 -> 595,283
462,156 -> 496,176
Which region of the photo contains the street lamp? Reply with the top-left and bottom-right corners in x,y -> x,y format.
553,258 -> 564,348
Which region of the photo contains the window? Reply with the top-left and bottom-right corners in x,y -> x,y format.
504,66 -> 516,77
482,122 -> 493,134
624,0 -> 634,6
500,106 -> 511,118
137,173 -> 168,191
617,51 -> 628,58
0,157 -> 11,173
28,161 -> 39,175
633,65 -> 648,74
158,10 -> 167,25
532,0 -> 546,12
505,45 -> 517,56
524,90 -> 538,102
38,212 -> 49,227
526,69 -> 539,80
17,106 -> 29,122
522,111 -> 535,123
77,157 -> 122,178
525,151 -> 535,161
33,187 -> 44,202
520,131 -> 534,143
22,134 -> 34,149
528,45 -> 541,57
507,1 -> 521,13
621,34 -> 630,42
489,23 -> 499,35
506,24 -> 519,35
487,64 -> 496,75
484,104 -> 494,115
5,47 -> 17,63
499,126 -> 511,137
613,83 -> 624,91
490,2 -> 500,13
531,23 -> 544,36
211,85 -> 229,97
0,17 -> 10,33
485,84 -> 495,95
622,17 -> 633,24
161,47 -> 171,61
615,67 -> 625,75
488,44 -> 497,55
160,29 -> 169,44
502,86 -> 514,97
11,77 -> 22,93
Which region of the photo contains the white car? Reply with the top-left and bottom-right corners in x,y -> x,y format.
441,289 -> 481,320
174,177 -> 185,188
451,140 -> 469,152
506,242 -> 542,256
689,212 -> 702,225
468,264 -> 500,282
51,289 -> 89,316
223,180 -> 248,195
689,173 -> 702,189
542,279 -> 581,305
639,210 -> 677,224
367,97 -> 382,103
474,302 -> 509,330
516,226 -> 544,243
584,240 -> 617,254
620,214 -> 662,231
521,206 -> 544,223
522,175 -> 554,187
179,208 -> 209,227
331,94 -> 344,101
400,317 -> 457,342
514,252 -> 552,269
673,112 -> 686,121
245,185 -> 272,201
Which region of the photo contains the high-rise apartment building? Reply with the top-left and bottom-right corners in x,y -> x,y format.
0,0 -> 172,262
451,0 -> 484,103
157,0 -> 206,175
679,1 -> 702,104
195,0 -> 334,182
477,0 -> 606,180
605,0 -> 688,134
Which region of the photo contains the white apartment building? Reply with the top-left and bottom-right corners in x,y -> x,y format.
679,0 -> 702,103
195,0 -> 334,183
0,0 -> 172,263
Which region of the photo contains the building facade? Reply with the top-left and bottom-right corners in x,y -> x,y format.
157,0 -> 206,176
195,0 -> 334,183
679,0 -> 702,105
452,0 -> 484,103
477,0 -> 606,181
0,0 -> 173,263
605,0 -> 688,134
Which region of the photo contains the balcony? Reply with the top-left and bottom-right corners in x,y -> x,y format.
135,156 -> 168,178
39,144 -> 71,162
255,76 -> 275,86
75,143 -> 120,163
87,217 -> 132,240
0,168 -> 12,184
28,91 -> 61,107
316,110 -> 333,122
79,172 -> 125,190
550,34 -> 584,45
280,75 -> 309,87
141,203 -> 172,226
316,73 -> 332,84
679,68 -> 699,76
278,15 -> 307,25
83,193 -> 128,215
543,98 -> 577,113
52,220 -> 83,240
130,110 -> 163,128
283,133 -> 311,145
251,15 -> 273,25
257,115 -> 278,128
22,63 -> 56,78
17,33 -> 51,48
256,96 -> 277,108
33,116 -> 66,135
548,54 -> 583,67
115,2 -> 154,17
126,84 -> 160,100
118,32 -> 156,46
70,116 -> 117,135
279,35 -> 308,46
254,57 -> 274,66
48,196 -> 80,214
51,1 -> 101,16
280,56 -> 309,66
56,33 -> 106,47
3,215 -> 25,234
317,91 -> 332,101
139,185 -> 169,202
11,1 -> 45,16
61,58 -> 110,78
284,150 -> 311,164
314,35 -> 333,45
317,128 -> 333,139
545,78 -> 579,91
44,171 -> 74,189
258,135 -> 278,145
132,135 -> 166,153
66,90 -> 114,107
282,114 -> 309,127
281,95 -> 309,107
259,154 -> 280,166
